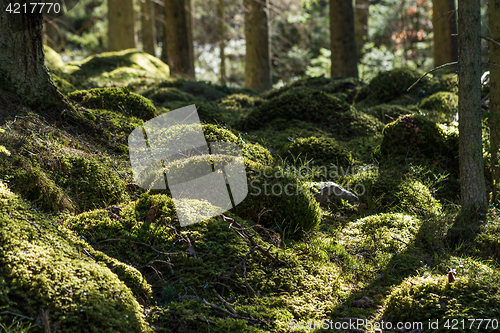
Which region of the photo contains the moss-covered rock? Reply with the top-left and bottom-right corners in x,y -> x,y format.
344,169 -> 442,217
0,181 -> 151,332
436,73 -> 458,94
144,87 -> 198,104
67,48 -> 170,79
354,68 -> 433,106
157,78 -> 228,101
419,91 -> 458,123
235,162 -> 322,238
156,101 -> 225,124
359,104 -> 415,123
379,114 -> 458,173
238,89 -> 383,140
218,93 -> 264,109
68,87 -> 157,120
383,257 -> 500,330
44,45 -> 65,69
284,136 -> 355,170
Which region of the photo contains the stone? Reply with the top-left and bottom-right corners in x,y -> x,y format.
313,182 -> 359,205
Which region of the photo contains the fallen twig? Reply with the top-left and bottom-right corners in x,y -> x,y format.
0,310 -> 33,321
407,61 -> 458,92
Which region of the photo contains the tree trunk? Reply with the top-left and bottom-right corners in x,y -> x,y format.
165,0 -> 193,77
433,0 -> 458,67
354,0 -> 369,62
141,0 -> 156,56
185,0 -> 195,79
490,0 -> 500,201
244,0 -> 272,91
330,0 -> 358,78
218,0 -> 227,86
155,1 -> 168,63
457,0 -> 487,215
108,0 -> 136,51
0,3 -> 62,108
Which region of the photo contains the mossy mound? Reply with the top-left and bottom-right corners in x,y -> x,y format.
50,74 -> 77,95
0,150 -> 129,212
0,181 -> 151,332
238,89 -> 383,140
67,48 -> 170,79
354,68 -> 433,106
419,91 -> 458,123
218,93 -> 264,110
359,104 -> 415,123
379,114 -> 459,174
383,257 -> 500,330
144,87 -> 198,105
156,101 -> 225,124
284,136 -> 356,170
68,87 -> 157,120
44,45 -> 65,69
344,169 -> 442,217
261,76 -> 358,103
235,162 -> 322,238
64,193 -> 342,332
436,73 -> 458,94
157,78 -> 228,101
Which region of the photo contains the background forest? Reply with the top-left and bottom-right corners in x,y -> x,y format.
2,0 -> 500,332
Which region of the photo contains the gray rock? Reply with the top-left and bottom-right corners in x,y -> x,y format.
313,182 -> 359,205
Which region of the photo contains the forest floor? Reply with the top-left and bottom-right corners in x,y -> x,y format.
1,47 -> 500,333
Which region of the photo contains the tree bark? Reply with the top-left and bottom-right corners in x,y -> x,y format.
354,0 -> 369,62
218,0 -> 227,86
141,0 -> 156,56
244,0 -> 272,91
108,0 -> 136,51
330,0 -> 358,78
0,2 -> 62,108
185,0 -> 195,79
165,0 -> 193,77
433,0 -> 458,67
490,0 -> 500,201
457,0 -> 487,215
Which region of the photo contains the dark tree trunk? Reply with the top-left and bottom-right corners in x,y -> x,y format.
490,0 -> 500,201
108,0 -> 136,51
218,0 -> 227,86
433,0 -> 458,67
330,0 -> 358,78
244,0 -> 272,91
0,2 -> 62,108
354,0 -> 369,62
185,0 -> 195,79
141,0 -> 156,56
457,0 -> 487,215
165,0 -> 193,77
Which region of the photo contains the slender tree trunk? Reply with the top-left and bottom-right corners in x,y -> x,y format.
244,0 -> 272,91
330,0 -> 358,78
354,0 -> 369,62
108,0 -> 136,51
155,1 -> 168,63
0,3 -> 62,108
185,0 -> 195,79
490,0 -> 500,201
165,0 -> 193,77
457,0 -> 487,215
433,0 -> 458,67
218,0 -> 227,86
141,0 -> 156,56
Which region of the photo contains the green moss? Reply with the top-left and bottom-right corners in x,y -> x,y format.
284,136 -> 356,170
157,78 -> 228,101
68,87 -> 157,120
144,87 -> 197,104
359,104 -> 415,123
419,91 -> 458,123
436,73 -> 459,94
379,114 -> 459,174
344,169 -> 441,217
239,89 -> 383,140
354,68 -> 434,106
218,93 -> 264,109
234,162 -> 322,239
67,48 -> 170,79
43,45 -> 65,70
0,181 -> 151,332
50,74 -> 77,95
383,257 -> 500,330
